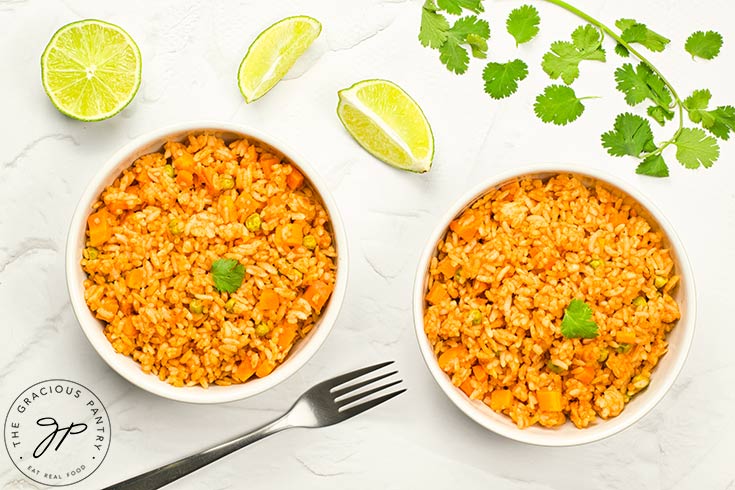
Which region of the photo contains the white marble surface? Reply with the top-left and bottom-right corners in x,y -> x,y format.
1,0 -> 734,488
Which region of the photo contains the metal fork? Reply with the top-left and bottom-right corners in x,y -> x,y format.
104,361 -> 405,490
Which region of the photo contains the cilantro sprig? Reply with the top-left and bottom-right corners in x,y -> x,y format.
560,299 -> 599,339
417,0 -> 731,177
211,258 -> 246,293
506,5 -> 540,46
419,0 -> 490,74
685,31 -> 723,60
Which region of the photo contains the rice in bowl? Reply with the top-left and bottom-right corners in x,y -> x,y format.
423,174 -> 681,429
82,132 -> 337,388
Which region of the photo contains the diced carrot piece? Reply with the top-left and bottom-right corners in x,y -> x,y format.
173,153 -> 195,171
135,169 -> 151,183
616,330 -> 637,344
257,288 -> 280,311
122,321 -> 137,337
277,222 -> 303,247
88,208 -> 112,247
449,211 -> 482,242
473,280 -> 490,295
437,346 -> 466,371
277,322 -> 298,349
472,364 -> 488,383
537,390 -> 562,412
95,297 -> 119,322
195,167 -> 217,193
460,378 -> 474,397
436,257 -> 459,278
255,358 -> 276,378
574,365 -> 596,385
126,268 -> 145,289
176,169 -> 194,186
260,158 -> 279,178
235,193 -> 259,218
235,360 -> 256,382
490,389 -> 513,411
303,280 -> 332,312
286,166 -> 304,190
426,283 -> 449,305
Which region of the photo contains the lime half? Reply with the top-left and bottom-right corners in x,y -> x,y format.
41,19 -> 142,121
337,80 -> 434,173
238,16 -> 321,103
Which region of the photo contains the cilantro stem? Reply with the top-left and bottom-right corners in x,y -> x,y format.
541,0 -> 685,155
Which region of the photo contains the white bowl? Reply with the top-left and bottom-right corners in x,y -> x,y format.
66,121 -> 348,404
413,164 -> 695,446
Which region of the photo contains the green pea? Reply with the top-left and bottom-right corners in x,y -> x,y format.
616,343 -> 632,354
589,259 -> 602,269
224,298 -> 236,313
164,164 -> 175,178
547,360 -> 566,374
654,276 -> 668,289
245,213 -> 262,232
302,235 -> 317,250
219,175 -> 235,190
189,299 -> 203,314
255,323 -> 270,337
468,309 -> 482,325
85,246 -> 99,260
168,218 -> 185,235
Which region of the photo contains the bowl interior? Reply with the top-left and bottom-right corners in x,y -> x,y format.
414,168 -> 694,445
67,124 -> 347,403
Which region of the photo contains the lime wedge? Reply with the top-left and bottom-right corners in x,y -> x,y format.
337,80 -> 434,173
238,16 -> 321,103
41,19 -> 142,121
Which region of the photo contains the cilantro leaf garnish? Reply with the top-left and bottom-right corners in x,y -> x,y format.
542,25 -> 606,84
210,258 -> 246,293
506,5 -> 540,46
684,89 -> 735,140
601,113 -> 656,157
439,37 -> 471,74
616,19 -> 670,52
674,128 -> 720,169
560,299 -> 599,339
437,0 -> 483,15
483,59 -> 528,99
685,30 -> 723,60
419,1 -> 450,48
534,85 -> 586,125
614,62 -> 673,125
636,154 -> 669,177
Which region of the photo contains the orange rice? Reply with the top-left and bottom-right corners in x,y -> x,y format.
82,133 -> 337,387
423,174 -> 681,429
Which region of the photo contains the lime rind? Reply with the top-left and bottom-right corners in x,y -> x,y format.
337,79 -> 435,173
41,19 -> 142,122
238,15 -> 321,103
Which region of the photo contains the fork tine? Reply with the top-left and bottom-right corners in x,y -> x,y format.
325,361 -> 394,389
337,379 -> 403,407
338,388 -> 407,420
331,370 -> 398,397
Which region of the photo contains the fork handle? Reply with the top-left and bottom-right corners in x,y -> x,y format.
103,415 -> 290,490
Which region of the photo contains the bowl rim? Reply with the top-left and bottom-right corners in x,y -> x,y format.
65,120 -> 349,404
412,163 -> 696,446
